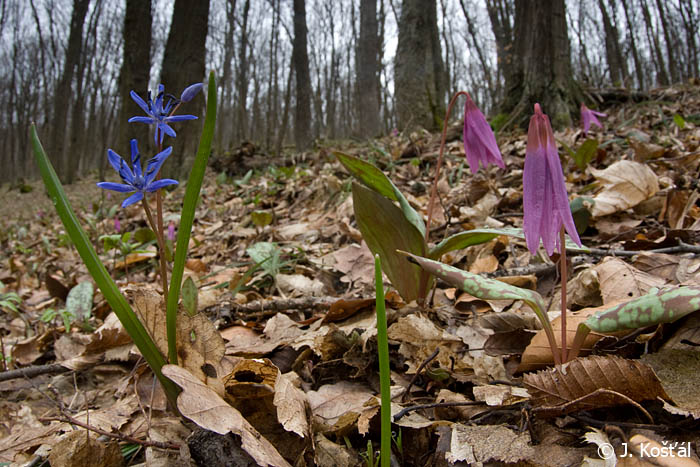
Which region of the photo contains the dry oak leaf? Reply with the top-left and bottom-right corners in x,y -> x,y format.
523,355 -> 670,415
595,257 -> 666,305
589,160 -> 659,217
162,364 -> 291,467
273,372 -> 309,438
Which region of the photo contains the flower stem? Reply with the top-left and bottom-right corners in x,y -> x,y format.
425,91 -> 468,244
142,196 -> 169,299
560,226 -> 568,363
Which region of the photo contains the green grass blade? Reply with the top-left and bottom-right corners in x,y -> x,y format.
30,124 -> 179,403
374,255 -> 391,467
166,71 -> 218,364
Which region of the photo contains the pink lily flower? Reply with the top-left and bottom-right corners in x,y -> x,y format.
580,103 -> 606,136
523,104 -> 582,256
463,93 -> 505,174
167,221 -> 176,242
114,217 -> 121,233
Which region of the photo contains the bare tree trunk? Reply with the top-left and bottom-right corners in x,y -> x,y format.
160,0 -> 210,177
485,0 -> 514,95
655,0 -> 679,83
118,0 -> 152,156
460,0 -> 495,102
357,0 -> 380,138
598,0 -> 628,86
640,0 -> 669,86
235,0 -> 250,143
621,0 -> 646,89
50,0 -> 89,183
677,0 -> 698,79
292,0 -> 312,150
265,0 -> 279,150
217,0 -> 236,151
394,0 -> 446,131
501,0 -> 578,128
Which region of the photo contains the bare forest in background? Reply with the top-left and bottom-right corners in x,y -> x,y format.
0,0 -> 698,183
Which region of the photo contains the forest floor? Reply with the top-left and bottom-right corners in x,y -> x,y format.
2,84 -> 700,466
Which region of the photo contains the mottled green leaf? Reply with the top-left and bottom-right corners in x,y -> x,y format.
65,281 -> 93,322
401,251 -> 561,365
585,286 -> 700,333
181,276 -> 198,317
335,151 -> 425,237
353,183 -> 428,303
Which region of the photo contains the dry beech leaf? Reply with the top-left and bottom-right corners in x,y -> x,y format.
130,287 -> 225,387
273,372 -> 309,438
595,257 -> 666,304
47,430 -> 123,467
589,160 -> 659,217
322,298 -> 374,324
162,365 -> 291,467
524,355 -> 670,415
223,358 -> 278,401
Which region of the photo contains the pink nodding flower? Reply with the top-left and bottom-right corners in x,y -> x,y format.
580,103 -> 606,136
523,104 -> 582,256
114,217 -> 121,233
463,93 -> 505,174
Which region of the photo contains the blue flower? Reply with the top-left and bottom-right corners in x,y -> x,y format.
97,139 -> 178,208
128,84 -> 198,144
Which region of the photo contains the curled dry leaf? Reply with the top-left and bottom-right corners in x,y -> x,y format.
524,355 -> 670,415
162,365 -> 291,467
273,372 -> 309,438
595,257 -> 666,304
589,160 -> 659,217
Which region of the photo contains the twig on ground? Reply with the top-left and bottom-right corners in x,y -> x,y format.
39,415 -> 180,450
211,296 -> 333,322
0,363 -> 70,382
393,400 -> 487,422
401,348 -> 440,402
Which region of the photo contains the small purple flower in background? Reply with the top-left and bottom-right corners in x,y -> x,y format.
129,84 -> 199,145
523,104 -> 582,256
36,210 -> 44,219
97,139 -> 178,208
114,217 -> 121,233
167,221 -> 176,242
392,128 -> 398,137
580,103 -> 606,136
463,93 -> 505,174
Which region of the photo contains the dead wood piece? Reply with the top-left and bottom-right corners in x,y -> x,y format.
0,363 -> 70,383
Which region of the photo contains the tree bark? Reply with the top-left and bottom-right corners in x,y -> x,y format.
640,0 -> 669,86
159,0 -> 210,177
50,0 -> 89,183
500,0 -> 577,129
357,0 -> 381,138
621,0 -> 645,89
292,0 -> 312,150
117,0 -> 152,158
598,0 -> 627,86
485,0 -> 514,95
654,0 -> 679,83
235,0 -> 250,143
394,0 -> 446,132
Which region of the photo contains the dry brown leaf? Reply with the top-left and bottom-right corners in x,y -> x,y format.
642,349 -> 700,419
306,381 -> 374,428
162,364 -> 291,467
590,160 -> 659,217
47,430 -> 124,467
627,434 -> 700,466
322,298 -> 374,324
273,372 -> 309,438
472,384 -> 529,406
524,355 -> 670,415
130,287 -> 225,386
595,257 -> 666,304
445,424 -> 535,464
115,250 -> 156,270
314,433 -> 359,466
223,358 -> 278,400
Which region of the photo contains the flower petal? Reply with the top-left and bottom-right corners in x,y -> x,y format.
165,114 -> 198,122
121,191 -> 144,208
128,116 -> 156,124
130,139 -> 142,179
130,91 -> 151,115
97,182 -> 136,193
146,179 -> 179,192
106,149 -> 123,173
180,83 -> 203,102
463,95 -> 504,174
145,146 -> 173,183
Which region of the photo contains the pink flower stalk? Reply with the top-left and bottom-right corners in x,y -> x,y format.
167,221 -> 176,242
463,93 -> 505,174
523,104 -> 582,256
580,103 -> 606,136
114,217 -> 121,233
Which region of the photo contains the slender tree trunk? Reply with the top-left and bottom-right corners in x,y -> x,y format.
621,0 -> 645,89
357,0 -> 380,138
394,0 -> 446,131
236,0 -> 250,143
292,0 -> 312,150
217,0 -> 236,151
501,0 -> 578,128
598,0 -> 627,86
640,0 -> 669,86
655,0 -> 679,83
118,0 -> 152,158
460,0 -> 495,102
50,0 -> 89,183
160,0 -> 210,177
486,0 -> 514,96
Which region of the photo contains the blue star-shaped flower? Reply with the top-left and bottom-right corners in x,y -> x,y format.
128,84 -> 198,144
97,139 -> 178,208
